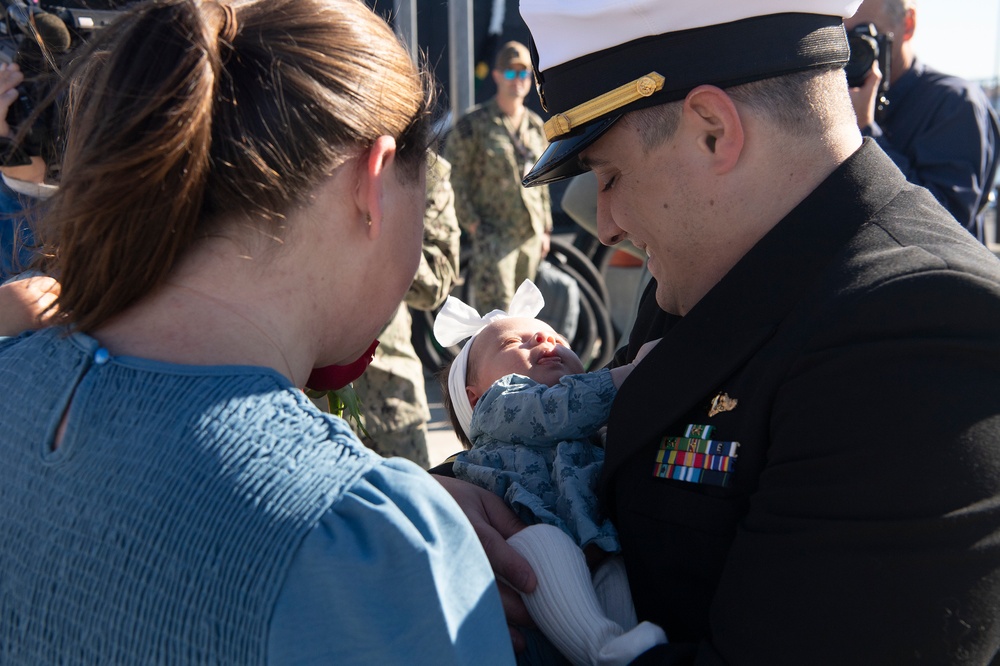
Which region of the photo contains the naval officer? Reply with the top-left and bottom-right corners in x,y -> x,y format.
435,0 -> 1000,662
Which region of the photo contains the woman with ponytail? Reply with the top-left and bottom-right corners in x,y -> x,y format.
0,0 -> 512,663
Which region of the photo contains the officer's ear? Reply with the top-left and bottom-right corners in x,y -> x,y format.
683,85 -> 744,176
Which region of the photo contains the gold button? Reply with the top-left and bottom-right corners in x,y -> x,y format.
636,76 -> 657,97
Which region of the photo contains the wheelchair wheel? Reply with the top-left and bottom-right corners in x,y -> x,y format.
557,260 -> 615,369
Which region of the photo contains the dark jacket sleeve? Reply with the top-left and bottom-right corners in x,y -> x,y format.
638,266 -> 1000,663
868,68 -> 1000,234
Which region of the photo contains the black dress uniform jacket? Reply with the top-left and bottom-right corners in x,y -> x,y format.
612,140 -> 1000,664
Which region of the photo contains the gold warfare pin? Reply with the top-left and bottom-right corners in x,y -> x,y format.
708,392 -> 738,417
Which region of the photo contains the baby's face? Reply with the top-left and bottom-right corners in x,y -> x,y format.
467,317 -> 585,397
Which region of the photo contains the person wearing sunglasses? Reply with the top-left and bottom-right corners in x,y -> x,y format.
503,68 -> 531,80
444,40 -> 553,315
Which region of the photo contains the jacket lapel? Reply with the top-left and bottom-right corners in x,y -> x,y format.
604,306 -> 775,481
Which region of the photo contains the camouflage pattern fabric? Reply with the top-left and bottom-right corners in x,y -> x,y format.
349,153 -> 461,467
468,232 -> 544,313
444,97 -> 552,312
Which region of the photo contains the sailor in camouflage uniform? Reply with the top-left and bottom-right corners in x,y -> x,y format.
444,41 -> 553,314
350,152 -> 461,467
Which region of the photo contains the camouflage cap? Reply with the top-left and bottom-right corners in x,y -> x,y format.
494,40 -> 531,71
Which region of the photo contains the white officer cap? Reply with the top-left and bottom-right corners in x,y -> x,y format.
520,0 -> 863,186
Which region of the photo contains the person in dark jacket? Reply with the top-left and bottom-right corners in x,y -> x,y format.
847,0 -> 1000,244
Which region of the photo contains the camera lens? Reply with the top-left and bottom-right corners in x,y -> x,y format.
845,24 -> 879,88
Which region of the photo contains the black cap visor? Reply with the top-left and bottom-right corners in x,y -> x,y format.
522,115 -> 620,187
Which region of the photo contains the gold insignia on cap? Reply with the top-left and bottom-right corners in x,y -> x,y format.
543,71 -> 665,141
708,392 -> 738,418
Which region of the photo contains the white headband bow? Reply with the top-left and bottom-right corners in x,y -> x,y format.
433,280 -> 545,439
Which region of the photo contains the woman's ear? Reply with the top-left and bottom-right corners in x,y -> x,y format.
684,85 -> 744,175
353,135 -> 398,238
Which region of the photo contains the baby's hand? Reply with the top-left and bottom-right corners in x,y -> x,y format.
609,338 -> 660,389
632,338 -> 661,365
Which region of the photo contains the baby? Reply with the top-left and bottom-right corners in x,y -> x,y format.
434,280 -> 665,666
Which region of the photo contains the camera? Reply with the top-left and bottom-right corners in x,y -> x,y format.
0,0 -> 124,167
845,23 -> 892,88
845,22 -> 892,116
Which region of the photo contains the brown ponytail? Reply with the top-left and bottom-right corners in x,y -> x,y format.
38,0 -> 431,332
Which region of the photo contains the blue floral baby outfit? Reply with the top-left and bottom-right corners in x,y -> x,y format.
455,369 -> 620,553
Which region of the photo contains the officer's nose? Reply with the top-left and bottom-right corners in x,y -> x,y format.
597,194 -> 627,246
